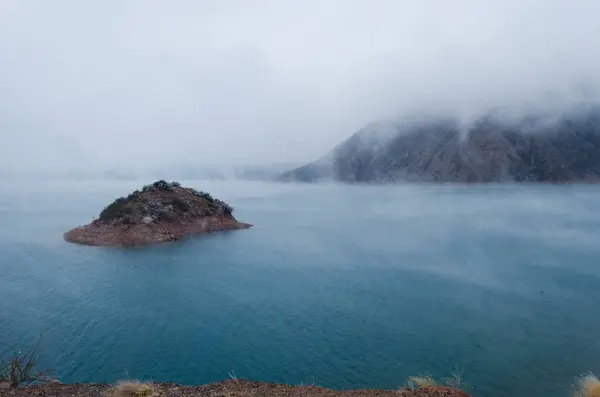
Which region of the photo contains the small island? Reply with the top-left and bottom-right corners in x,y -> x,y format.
64,180 -> 252,246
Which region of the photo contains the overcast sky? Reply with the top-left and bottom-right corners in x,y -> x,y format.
1,0 -> 600,174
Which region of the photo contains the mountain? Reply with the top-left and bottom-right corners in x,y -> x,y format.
281,105 -> 600,183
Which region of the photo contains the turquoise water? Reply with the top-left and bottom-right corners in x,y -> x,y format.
1,181 -> 600,397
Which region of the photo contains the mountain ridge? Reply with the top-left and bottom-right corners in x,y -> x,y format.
281,104 -> 600,183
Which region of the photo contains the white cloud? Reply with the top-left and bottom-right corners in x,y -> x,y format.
1,0 -> 599,174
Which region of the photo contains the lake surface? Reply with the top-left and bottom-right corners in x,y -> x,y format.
1,180 -> 600,397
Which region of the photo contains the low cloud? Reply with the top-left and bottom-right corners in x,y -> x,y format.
1,0 -> 599,176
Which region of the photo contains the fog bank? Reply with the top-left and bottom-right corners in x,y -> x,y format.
1,0 -> 599,177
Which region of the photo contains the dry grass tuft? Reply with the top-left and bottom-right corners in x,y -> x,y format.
404,370 -> 469,396
442,368 -> 466,390
0,336 -> 54,388
407,376 -> 438,389
113,380 -> 158,397
575,373 -> 600,397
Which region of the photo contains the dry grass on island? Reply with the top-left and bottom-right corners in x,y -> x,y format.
63,180 -> 252,247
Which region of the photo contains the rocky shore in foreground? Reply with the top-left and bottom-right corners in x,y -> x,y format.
3,379 -> 469,397
64,180 -> 251,246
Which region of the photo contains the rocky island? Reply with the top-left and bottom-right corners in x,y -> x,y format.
64,180 -> 251,246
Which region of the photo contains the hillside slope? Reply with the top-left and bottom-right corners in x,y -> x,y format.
281,105 -> 600,183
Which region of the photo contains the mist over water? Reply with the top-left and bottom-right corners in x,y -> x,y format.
1,180 -> 600,397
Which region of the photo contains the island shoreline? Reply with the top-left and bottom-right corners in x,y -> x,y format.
64,217 -> 253,247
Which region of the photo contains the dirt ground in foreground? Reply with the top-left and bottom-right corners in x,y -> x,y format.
1,380 -> 470,397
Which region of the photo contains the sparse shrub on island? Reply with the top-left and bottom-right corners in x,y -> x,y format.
152,180 -> 174,191
99,197 -> 131,222
122,215 -> 135,225
213,199 -> 233,215
127,190 -> 141,201
171,198 -> 190,212
222,202 -> 234,215
100,181 -> 230,221
198,191 -> 214,201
